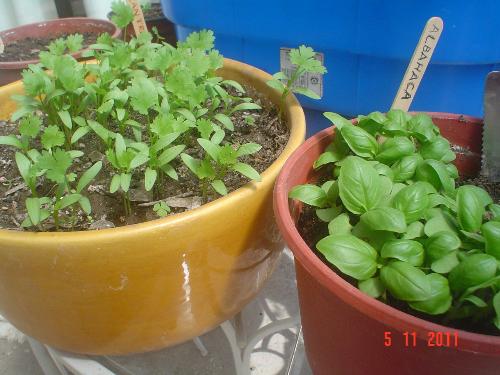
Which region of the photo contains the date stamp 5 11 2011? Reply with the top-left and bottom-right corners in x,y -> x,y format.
384,331 -> 459,348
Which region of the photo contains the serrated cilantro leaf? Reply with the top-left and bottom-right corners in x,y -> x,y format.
184,29 -> 215,51
19,114 -> 41,138
37,149 -> 73,184
111,1 -> 134,29
41,125 -> 65,149
289,45 -> 327,74
66,34 -> 84,53
127,77 -> 159,115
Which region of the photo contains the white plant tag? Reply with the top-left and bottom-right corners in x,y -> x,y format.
280,47 -> 324,98
0,37 -> 4,54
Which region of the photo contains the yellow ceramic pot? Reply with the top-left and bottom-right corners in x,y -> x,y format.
0,59 -> 305,355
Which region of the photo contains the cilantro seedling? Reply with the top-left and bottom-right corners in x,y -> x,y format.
153,201 -> 171,217
2,2 -> 288,230
111,0 -> 134,41
267,45 -> 326,118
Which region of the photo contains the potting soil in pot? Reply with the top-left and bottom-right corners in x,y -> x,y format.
0,33 -> 98,62
0,85 -> 288,231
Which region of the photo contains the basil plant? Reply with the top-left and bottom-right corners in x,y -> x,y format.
290,110 -> 500,331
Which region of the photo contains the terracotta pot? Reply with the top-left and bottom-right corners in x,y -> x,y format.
0,18 -> 121,87
0,58 -> 305,355
274,113 -> 500,375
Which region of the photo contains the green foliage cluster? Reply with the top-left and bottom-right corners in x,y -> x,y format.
267,45 -> 327,118
0,6 -> 265,230
290,110 -> 500,330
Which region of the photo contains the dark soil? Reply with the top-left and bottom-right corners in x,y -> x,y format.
0,85 -> 288,231
296,171 -> 500,336
0,33 -> 98,62
142,3 -> 166,21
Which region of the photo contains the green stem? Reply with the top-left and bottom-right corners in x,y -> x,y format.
201,179 -> 208,204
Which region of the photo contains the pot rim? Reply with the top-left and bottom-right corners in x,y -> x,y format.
274,112 -> 500,354
0,58 -> 305,240
0,17 -> 121,69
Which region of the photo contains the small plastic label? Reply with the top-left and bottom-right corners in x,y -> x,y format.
280,47 -> 324,98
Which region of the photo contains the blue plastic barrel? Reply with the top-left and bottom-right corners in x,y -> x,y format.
161,0 -> 500,133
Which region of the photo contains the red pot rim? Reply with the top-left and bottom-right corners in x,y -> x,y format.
274,112 -> 500,355
0,18 -> 121,69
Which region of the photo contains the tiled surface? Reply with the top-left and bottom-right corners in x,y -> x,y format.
0,249 -> 313,375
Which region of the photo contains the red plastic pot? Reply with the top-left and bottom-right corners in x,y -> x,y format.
274,113 -> 500,375
0,18 -> 120,87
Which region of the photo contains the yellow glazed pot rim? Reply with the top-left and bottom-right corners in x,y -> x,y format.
0,58 -> 305,241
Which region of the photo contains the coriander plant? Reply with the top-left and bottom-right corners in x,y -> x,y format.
0,2 -> 318,232
290,110 -> 500,331
267,45 -> 327,118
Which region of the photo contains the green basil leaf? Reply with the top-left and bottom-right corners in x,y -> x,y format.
328,213 -> 352,236
403,221 -> 425,239
391,154 -> 422,182
323,112 -> 352,130
426,231 -> 461,262
356,112 -> 386,135
321,180 -> 339,205
416,160 -> 455,193
462,185 -> 493,207
381,240 -> 424,266
316,234 -> 378,280
376,137 -> 415,164
493,292 -> 500,329
482,221 -> 500,260
316,206 -> 342,222
424,210 -> 458,237
463,295 -> 488,308
409,273 -> 452,315
359,277 -> 385,298
431,252 -> 460,274
408,113 -> 437,142
372,162 -> 394,180
445,163 -> 459,179
420,136 -> 452,161
489,204 -> 500,221
449,254 -> 497,292
361,207 -> 407,233
457,185 -> 485,233
383,109 -> 410,136
289,184 -> 328,208
313,143 -> 345,169
340,124 -> 378,158
380,261 -> 431,301
339,156 -> 384,214
392,182 -> 429,223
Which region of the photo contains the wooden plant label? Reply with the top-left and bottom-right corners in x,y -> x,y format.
392,17 -> 443,111
127,0 -> 148,36
0,37 -> 4,54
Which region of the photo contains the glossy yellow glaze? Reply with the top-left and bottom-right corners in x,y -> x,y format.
0,59 -> 305,355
